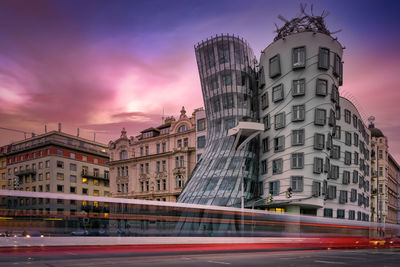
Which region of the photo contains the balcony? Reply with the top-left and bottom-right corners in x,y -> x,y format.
15,169 -> 37,177
81,171 -> 109,181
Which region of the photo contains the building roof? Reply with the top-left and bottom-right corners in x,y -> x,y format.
140,127 -> 160,134
368,123 -> 385,138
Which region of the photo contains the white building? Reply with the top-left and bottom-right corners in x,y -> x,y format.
257,17 -> 371,220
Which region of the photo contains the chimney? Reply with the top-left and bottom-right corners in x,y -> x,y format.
58,123 -> 61,132
45,125 -> 47,133
77,128 -> 80,137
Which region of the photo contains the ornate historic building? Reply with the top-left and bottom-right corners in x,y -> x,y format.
108,107 -> 197,202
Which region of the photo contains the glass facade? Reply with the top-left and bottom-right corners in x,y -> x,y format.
178,35 -> 259,207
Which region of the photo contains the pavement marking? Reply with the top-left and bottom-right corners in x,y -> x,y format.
207,261 -> 231,265
314,260 -> 346,265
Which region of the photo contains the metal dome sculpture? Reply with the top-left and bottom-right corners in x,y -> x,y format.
274,4 -> 341,42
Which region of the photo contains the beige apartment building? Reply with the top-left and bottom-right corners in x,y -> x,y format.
369,120 -> 400,224
5,130 -> 110,197
108,107 -> 197,201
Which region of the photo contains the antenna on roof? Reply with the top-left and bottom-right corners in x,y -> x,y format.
162,107 -> 165,124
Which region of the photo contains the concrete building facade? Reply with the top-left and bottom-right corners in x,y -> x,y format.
108,107 -> 197,202
194,107 -> 207,163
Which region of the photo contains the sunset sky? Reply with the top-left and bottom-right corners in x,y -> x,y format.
0,0 -> 400,161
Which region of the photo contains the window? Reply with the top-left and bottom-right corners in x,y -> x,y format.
292,105 -> 305,122
353,114 -> 358,129
269,180 -> 280,196
316,79 -> 328,96
180,156 -> 184,168
45,172 -> 50,180
330,165 -> 339,180
354,152 -> 359,165
176,175 -> 184,188
70,153 -> 76,159
197,118 -> 205,131
93,179 -> 99,186
222,94 -> 234,109
145,145 -> 149,155
331,85 -> 339,103
57,149 -> 63,156
213,98 -> 221,113
262,137 -> 270,153
57,185 -> 63,192
343,109 -> 351,124
162,179 -> 167,190
274,112 -> 286,130
156,144 -> 160,154
82,188 -> 88,195
82,166 -> 88,175
292,129 -> 305,146
345,151 -> 352,165
162,160 -> 166,171
292,79 -> 305,96
70,175 -> 77,183
339,190 -> 348,204
333,125 -> 341,139
274,136 -> 285,152
327,185 -> 336,200
261,93 -> 268,109
82,177 -> 88,184
145,163 -> 149,173
46,184 -> 50,192
291,153 -> 304,169
120,150 -> 128,160
331,145 -> 340,159
178,125 -> 188,133
324,208 -> 333,218
314,109 -> 326,125
272,84 -> 284,102
353,170 -> 359,184
343,171 -> 350,185
337,209 -> 345,219
56,173 -> 64,180
292,46 -> 306,69
70,187 -> 76,194
184,138 -> 189,147
38,162 -> 43,169
82,155 -> 87,161
344,132 -> 352,146
328,109 -> 336,127
269,54 -> 281,78
350,189 -> 357,202
218,41 -> 230,64
261,160 -> 268,174
349,210 -> 355,220
45,160 -> 50,168
70,163 -> 77,171
312,181 -> 321,197
313,157 -> 323,174
291,176 -> 303,192
162,142 -> 166,153
318,47 -> 330,70
333,53 -> 341,77
56,161 -> 64,168
177,139 -> 182,147
263,114 -> 270,131
353,133 -> 359,147
161,128 -> 170,135
378,150 -> 383,160
314,133 -> 325,150
272,158 -> 283,174
140,147 -> 144,156
335,106 -> 341,120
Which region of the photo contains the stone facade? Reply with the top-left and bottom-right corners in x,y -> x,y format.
108,107 -> 197,202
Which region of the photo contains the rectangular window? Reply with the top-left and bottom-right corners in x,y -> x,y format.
349,210 -> 355,220
350,189 -> 357,202
162,160 -> 166,171
272,158 -> 283,174
263,114 -> 270,131
156,144 -> 160,153
177,139 -> 182,147
313,157 -> 323,174
292,46 -> 306,69
180,156 -> 184,168
333,125 -> 341,139
292,129 -> 305,146
344,132 -> 352,146
345,151 -> 352,165
56,173 -> 64,180
333,53 -> 341,77
328,109 -> 336,126
56,161 -> 64,168
292,104 -> 305,122
331,145 -> 340,159
222,94 -> 234,109
316,79 -> 328,96
272,84 -> 284,102
197,136 -> 206,148
314,133 -> 325,150
324,208 -> 333,218
292,79 -> 305,96
327,185 -> 337,200
318,47 -> 330,70
331,85 -> 339,104
291,153 -> 304,169
314,108 -> 326,125
330,165 -> 339,180
274,136 -> 285,152
344,109 -> 351,124
162,142 -> 166,153
45,160 -> 50,168
274,112 -> 286,130
337,209 -> 345,219
269,180 -> 280,196
353,114 -> 358,129
184,138 -> 188,147
70,163 -> 77,171
197,118 -> 206,131
145,163 -> 149,173
312,181 -> 321,197
262,137 -> 270,153
269,54 -> 281,78
261,92 -> 268,110
261,159 -> 268,174
354,152 -> 359,165
45,172 -> 50,180
221,73 -> 232,86
343,171 -> 350,185
291,176 -> 304,192
339,190 -> 348,204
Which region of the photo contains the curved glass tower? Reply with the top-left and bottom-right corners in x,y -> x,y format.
178,34 -> 259,207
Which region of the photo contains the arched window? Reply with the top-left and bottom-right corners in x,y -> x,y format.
120,150 -> 128,160
178,125 -> 188,133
